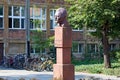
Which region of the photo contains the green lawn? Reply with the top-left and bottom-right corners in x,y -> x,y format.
73,60 -> 120,76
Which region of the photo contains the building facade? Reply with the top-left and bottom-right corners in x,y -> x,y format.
0,0 -> 69,60
0,0 -> 120,61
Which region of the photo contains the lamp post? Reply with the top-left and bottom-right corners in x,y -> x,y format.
25,0 -> 30,58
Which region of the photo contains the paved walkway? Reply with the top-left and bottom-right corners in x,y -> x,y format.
0,66 -> 120,80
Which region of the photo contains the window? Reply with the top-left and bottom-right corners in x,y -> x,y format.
13,6 -> 20,16
0,18 -> 3,28
50,9 -> 56,29
72,43 -> 78,53
30,46 -> 45,54
79,44 -> 83,53
72,42 -> 83,53
9,6 -> 25,29
13,18 -> 19,28
42,20 -> 46,29
30,7 -> 46,30
87,44 -> 97,53
109,44 -> 116,51
0,5 -> 3,28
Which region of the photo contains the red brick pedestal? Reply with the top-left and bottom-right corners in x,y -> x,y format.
53,27 -> 74,80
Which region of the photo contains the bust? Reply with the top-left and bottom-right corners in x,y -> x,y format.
55,8 -> 69,27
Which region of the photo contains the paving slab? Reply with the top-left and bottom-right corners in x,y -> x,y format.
0,66 -> 120,80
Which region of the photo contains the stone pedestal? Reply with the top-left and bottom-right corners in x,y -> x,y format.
53,27 -> 74,80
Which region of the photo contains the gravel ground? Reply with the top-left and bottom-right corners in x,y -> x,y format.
0,66 -> 120,80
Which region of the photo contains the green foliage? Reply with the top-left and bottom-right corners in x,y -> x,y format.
66,0 -> 120,68
31,30 -> 54,54
32,19 -> 41,29
74,60 -> 120,76
67,0 -> 120,39
46,36 -> 54,48
31,30 -> 45,50
103,62 -> 120,76
30,18 -> 54,55
72,58 -> 103,65
110,49 -> 120,61
75,64 -> 103,73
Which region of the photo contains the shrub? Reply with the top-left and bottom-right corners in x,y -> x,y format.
75,61 -> 120,76
110,49 -> 120,61
75,64 -> 103,74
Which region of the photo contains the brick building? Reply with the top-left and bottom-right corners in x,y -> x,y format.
0,0 -> 120,61
0,0 -> 70,61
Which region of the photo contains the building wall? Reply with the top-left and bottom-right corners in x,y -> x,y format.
9,30 -> 26,40
0,0 -> 120,60
9,43 -> 25,55
0,30 -> 3,38
72,31 -> 84,41
0,0 -> 69,58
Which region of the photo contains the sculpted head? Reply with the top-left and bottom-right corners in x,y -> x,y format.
55,8 -> 68,27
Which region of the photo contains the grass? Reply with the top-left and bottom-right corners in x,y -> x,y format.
73,59 -> 120,76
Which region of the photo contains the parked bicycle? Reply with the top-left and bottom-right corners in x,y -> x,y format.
0,53 -> 54,71
24,54 -> 54,71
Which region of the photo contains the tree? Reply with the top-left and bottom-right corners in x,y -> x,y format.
30,19 -> 54,55
66,0 -> 120,68
31,30 -> 54,54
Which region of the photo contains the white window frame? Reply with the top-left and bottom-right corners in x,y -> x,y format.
87,44 -> 97,53
72,42 -> 83,54
8,6 -> 25,29
110,44 -> 116,51
30,7 -> 46,30
50,9 -> 56,29
30,46 -> 46,54
78,43 -> 84,53
0,5 -> 4,29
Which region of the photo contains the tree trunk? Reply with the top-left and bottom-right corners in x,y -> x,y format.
102,22 -> 111,68
102,35 -> 111,68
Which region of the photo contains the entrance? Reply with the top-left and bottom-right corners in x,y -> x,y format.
0,43 -> 4,62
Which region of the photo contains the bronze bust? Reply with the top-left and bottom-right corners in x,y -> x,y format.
55,8 -> 69,27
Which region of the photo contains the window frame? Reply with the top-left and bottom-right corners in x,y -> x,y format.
72,42 -> 83,54
8,6 -> 25,29
30,7 -> 46,30
109,44 -> 116,51
0,5 -> 4,29
30,45 -> 46,54
87,44 -> 97,54
50,9 -> 56,30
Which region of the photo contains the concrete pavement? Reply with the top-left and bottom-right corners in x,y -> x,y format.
0,66 -> 120,80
